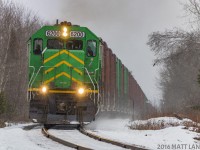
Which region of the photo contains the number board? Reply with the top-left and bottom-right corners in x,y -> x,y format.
70,31 -> 85,38
46,30 -> 61,37
46,30 -> 85,38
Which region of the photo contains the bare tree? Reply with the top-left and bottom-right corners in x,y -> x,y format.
147,1 -> 200,120
183,0 -> 200,28
0,0 -> 42,121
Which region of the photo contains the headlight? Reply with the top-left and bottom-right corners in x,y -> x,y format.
78,88 -> 85,95
41,85 -> 48,94
63,32 -> 68,37
62,27 -> 68,37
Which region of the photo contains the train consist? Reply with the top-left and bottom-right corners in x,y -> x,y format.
28,21 -> 148,124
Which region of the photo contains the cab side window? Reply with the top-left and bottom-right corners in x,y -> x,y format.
34,39 -> 43,55
87,40 -> 96,57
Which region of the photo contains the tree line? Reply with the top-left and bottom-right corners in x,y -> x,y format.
148,0 -> 200,121
0,0 -> 42,121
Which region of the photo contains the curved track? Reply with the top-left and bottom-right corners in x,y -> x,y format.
41,126 -> 147,150
42,127 -> 91,150
80,128 -> 147,150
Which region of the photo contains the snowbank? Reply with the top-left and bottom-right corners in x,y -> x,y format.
86,117 -> 200,150
129,117 -> 196,130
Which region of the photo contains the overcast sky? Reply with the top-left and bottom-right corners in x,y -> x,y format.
13,0 -> 190,105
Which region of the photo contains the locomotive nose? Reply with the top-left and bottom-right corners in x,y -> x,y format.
43,48 -> 84,89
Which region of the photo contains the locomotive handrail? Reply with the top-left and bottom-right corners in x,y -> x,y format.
88,88 -> 93,100
94,68 -> 99,96
84,67 -> 96,104
29,66 -> 45,89
28,66 -> 45,101
94,68 -> 100,115
28,66 -> 35,101
41,47 -> 47,55
28,66 -> 35,87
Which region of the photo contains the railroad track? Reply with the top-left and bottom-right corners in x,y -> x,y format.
23,123 -> 42,130
42,127 -> 91,150
79,128 -> 146,150
41,126 -> 148,150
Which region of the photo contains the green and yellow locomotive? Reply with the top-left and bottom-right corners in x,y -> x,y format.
28,21 -> 147,124
28,21 -> 100,124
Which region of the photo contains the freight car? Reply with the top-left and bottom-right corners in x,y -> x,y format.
28,21 -> 147,124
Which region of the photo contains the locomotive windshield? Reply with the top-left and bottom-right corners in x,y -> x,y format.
66,40 -> 83,50
47,39 -> 64,49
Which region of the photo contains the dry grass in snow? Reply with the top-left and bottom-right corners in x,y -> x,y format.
129,117 -> 200,132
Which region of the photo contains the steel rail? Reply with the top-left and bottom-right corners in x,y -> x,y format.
79,128 -> 148,150
23,124 -> 42,130
41,127 -> 91,150
42,125 -> 148,150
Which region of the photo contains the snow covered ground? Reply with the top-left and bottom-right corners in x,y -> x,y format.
85,117 -> 200,150
0,117 -> 200,150
0,123 -> 73,150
